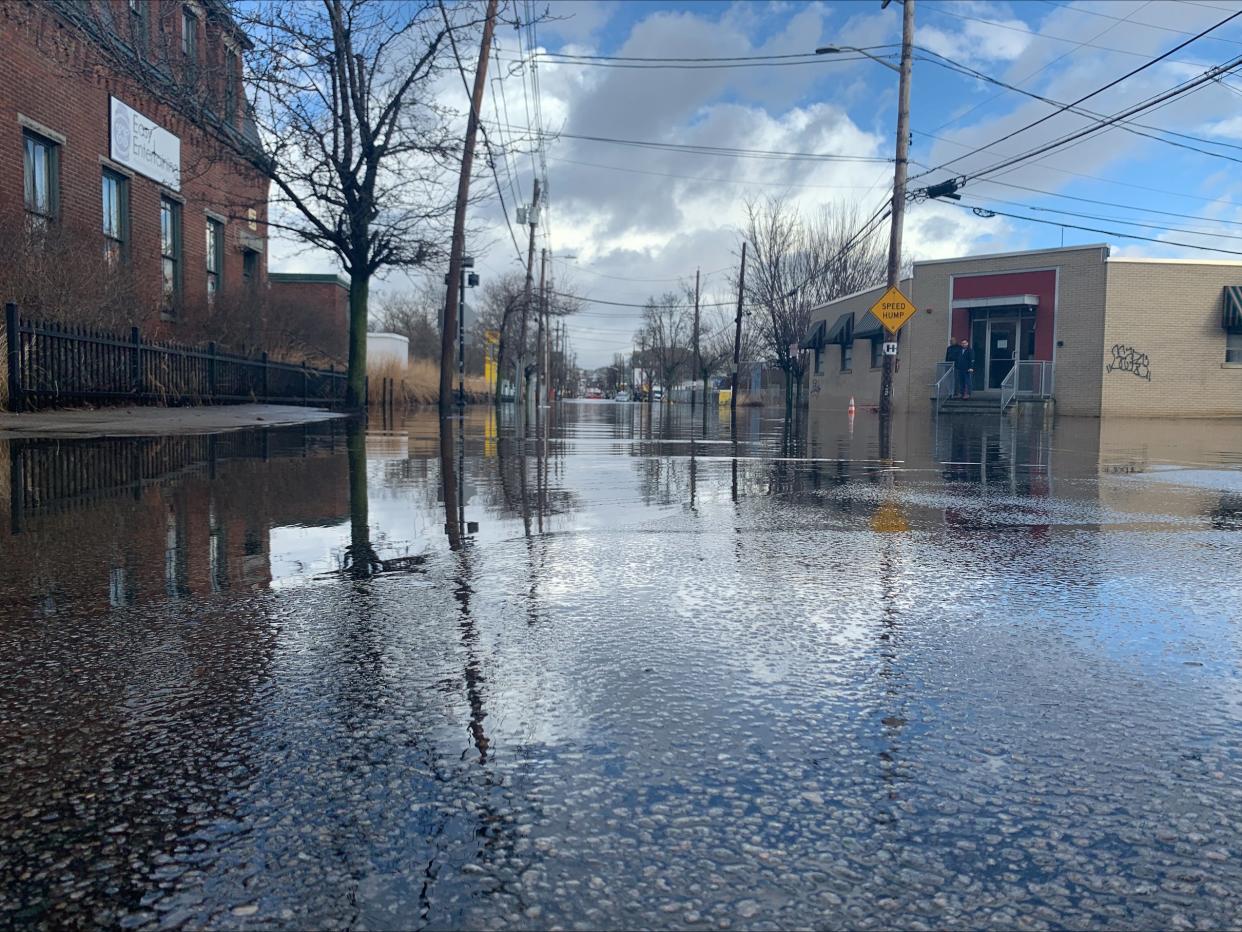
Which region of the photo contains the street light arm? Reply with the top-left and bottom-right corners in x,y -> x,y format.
814,45 -> 901,73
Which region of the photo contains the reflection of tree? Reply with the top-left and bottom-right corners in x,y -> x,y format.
343,420 -> 383,578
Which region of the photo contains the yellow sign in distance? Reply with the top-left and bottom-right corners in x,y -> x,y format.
869,286 -> 918,334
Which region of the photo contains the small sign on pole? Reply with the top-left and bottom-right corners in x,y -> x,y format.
883,341 -> 898,356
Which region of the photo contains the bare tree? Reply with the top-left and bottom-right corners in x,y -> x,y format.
740,196 -> 886,414
240,0 -> 483,406
636,291 -> 692,400
369,278 -> 444,360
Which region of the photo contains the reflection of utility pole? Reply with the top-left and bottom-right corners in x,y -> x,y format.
730,241 -> 747,438
439,0 -> 498,417
879,0 -> 915,457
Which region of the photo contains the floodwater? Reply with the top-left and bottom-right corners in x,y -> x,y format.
2,402 -> 1242,930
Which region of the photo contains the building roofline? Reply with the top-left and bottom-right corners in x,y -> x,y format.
912,243 -> 1110,267
269,272 -> 350,288
1107,255 -> 1242,267
808,277 -> 913,316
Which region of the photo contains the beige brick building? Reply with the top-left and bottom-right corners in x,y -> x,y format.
804,244 -> 1242,418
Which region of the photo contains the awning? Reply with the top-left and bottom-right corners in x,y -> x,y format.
825,312 -> 854,346
853,311 -> 884,340
1224,286 -> 1242,332
799,319 -> 827,350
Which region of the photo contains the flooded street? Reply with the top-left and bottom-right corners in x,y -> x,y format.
3,402 -> 1242,930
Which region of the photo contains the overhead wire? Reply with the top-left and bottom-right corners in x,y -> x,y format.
953,201 -> 1242,257
957,193 -> 1242,242
914,8 -> 1242,182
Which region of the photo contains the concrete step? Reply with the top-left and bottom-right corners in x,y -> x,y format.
939,399 -> 1003,415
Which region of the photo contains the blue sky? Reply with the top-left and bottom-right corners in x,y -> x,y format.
270,0 -> 1242,367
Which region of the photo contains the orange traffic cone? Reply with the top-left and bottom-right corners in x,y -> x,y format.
847,396 -> 856,416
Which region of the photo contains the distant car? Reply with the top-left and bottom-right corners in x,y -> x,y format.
585,388 -> 604,399
651,386 -> 663,401
614,390 -> 631,402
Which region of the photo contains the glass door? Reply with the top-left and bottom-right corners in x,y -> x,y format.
987,320 -> 1016,389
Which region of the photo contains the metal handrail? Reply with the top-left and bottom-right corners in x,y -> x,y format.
933,362 -> 955,413
1000,363 -> 1018,410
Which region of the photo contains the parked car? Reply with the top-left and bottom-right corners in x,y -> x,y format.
614,390 -> 631,402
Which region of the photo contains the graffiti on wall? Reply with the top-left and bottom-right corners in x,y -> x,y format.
1106,344 -> 1151,381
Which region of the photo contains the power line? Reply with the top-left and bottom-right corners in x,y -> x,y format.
498,52 -> 881,70
547,154 -> 894,192
922,4 -> 1218,68
1035,0 -> 1242,47
925,0 -> 1152,136
957,193 -> 1242,242
955,201 -> 1242,257
536,46 -> 899,64
501,127 -> 892,164
917,9 -> 1242,181
553,290 -> 736,308
972,175 -> 1242,227
965,55 -> 1242,181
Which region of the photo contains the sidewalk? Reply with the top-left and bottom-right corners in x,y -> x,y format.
0,404 -> 348,439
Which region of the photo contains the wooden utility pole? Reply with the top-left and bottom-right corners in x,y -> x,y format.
691,267 -> 700,413
879,0 -> 914,425
439,0 -> 499,417
535,247 -> 547,432
730,241 -> 747,437
517,178 -> 541,419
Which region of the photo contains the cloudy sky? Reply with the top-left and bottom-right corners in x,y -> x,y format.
270,0 -> 1242,369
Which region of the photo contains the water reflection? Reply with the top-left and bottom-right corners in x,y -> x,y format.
4,405 -> 1242,929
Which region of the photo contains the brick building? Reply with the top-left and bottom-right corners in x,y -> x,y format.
804,244 -> 1242,418
0,0 -> 269,339
268,272 -> 349,362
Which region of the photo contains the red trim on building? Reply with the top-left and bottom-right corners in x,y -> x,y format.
950,269 -> 1057,361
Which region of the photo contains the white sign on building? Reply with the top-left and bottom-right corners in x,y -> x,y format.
109,97 -> 181,190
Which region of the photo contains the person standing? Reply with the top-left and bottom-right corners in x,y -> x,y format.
945,340 -> 962,397
954,338 -> 974,399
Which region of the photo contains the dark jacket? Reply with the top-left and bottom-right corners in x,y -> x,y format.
954,345 -> 975,372
945,344 -> 960,364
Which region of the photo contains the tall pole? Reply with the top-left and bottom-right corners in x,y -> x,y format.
457,269 -> 466,409
691,267 -> 700,413
518,178 -> 541,420
879,0 -> 914,429
439,0 -> 499,417
730,241 -> 747,438
535,248 -> 547,432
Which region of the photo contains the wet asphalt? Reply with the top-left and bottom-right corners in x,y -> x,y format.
2,402 -> 1241,930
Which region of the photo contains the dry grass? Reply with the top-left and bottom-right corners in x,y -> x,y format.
368,358 -> 491,407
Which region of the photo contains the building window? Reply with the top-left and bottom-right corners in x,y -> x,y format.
242,248 -> 259,287
206,217 -> 223,301
102,170 -> 128,263
181,7 -> 197,58
1228,331 -> 1242,364
23,132 -> 58,225
840,342 -> 853,372
813,347 -> 823,375
161,197 -> 182,311
871,338 -> 883,369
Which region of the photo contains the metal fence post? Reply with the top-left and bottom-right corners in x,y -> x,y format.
130,326 -> 142,399
5,302 -> 23,413
207,341 -> 217,401
260,351 -> 268,402
302,361 -> 308,406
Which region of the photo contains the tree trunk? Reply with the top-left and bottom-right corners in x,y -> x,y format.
495,324 -> 507,407
784,366 -> 793,419
346,272 -> 369,409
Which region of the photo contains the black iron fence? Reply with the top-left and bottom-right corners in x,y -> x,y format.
4,303 -> 347,411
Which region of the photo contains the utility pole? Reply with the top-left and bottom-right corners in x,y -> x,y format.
730,241 -> 747,437
879,0 -> 914,426
691,267 -> 700,413
439,0 -> 498,418
517,178 -> 541,420
535,247 -> 547,432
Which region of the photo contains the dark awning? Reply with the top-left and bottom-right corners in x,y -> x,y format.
1225,286 -> 1242,332
825,312 -> 854,346
853,311 -> 884,340
799,319 -> 827,350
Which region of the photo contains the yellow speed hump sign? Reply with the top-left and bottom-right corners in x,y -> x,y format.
870,286 -> 918,334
